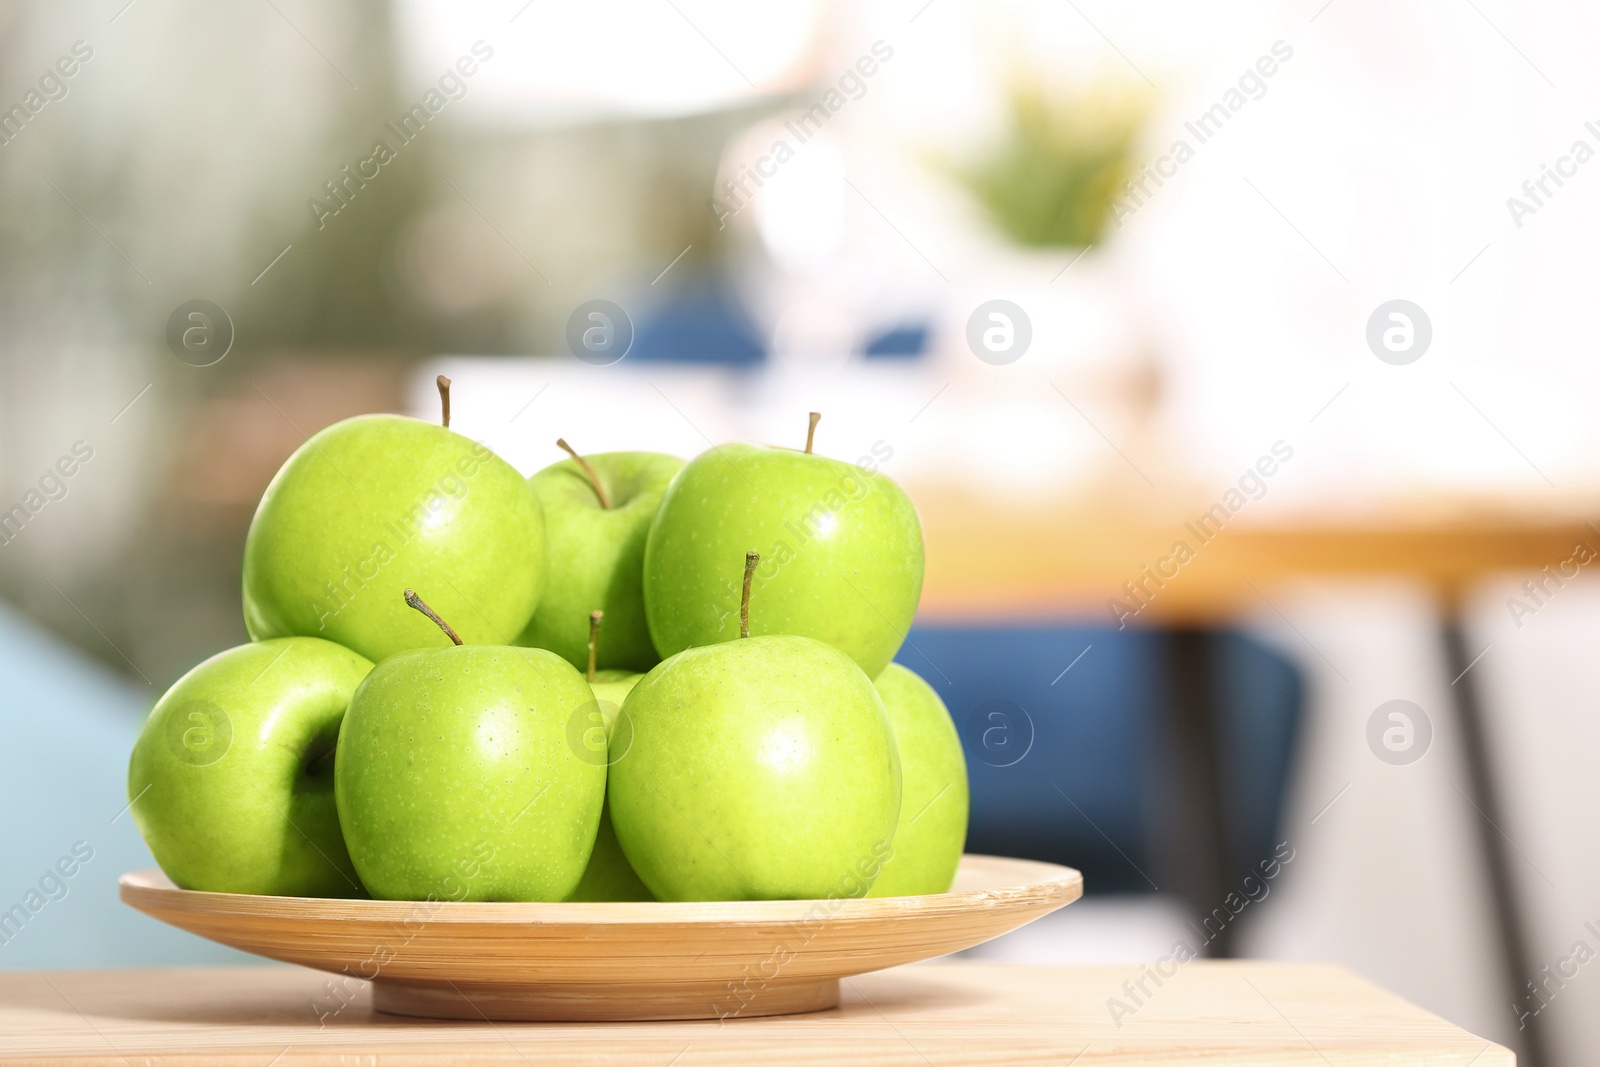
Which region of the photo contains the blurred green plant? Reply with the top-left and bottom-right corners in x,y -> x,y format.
963,81 -> 1149,249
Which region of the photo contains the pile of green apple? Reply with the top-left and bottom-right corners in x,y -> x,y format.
128,382 -> 968,904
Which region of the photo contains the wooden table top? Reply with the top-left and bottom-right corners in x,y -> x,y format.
913,483 -> 1598,623
0,962 -> 1510,1065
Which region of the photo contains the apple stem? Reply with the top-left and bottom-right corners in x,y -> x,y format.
556,438 -> 612,509
312,745 -> 337,771
404,588 -> 463,646
740,551 -> 759,639
805,411 -> 821,454
437,375 -> 452,428
587,610 -> 603,683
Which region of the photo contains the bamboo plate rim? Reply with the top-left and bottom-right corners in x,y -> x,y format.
120,853 -> 1082,924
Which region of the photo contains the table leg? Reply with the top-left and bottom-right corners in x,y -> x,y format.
1440,614 -> 1550,1067
1160,627 -> 1236,958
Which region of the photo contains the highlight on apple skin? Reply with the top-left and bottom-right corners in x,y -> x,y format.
241,412 -> 547,664
333,591 -> 606,903
609,630 -> 902,902
642,440 -> 924,679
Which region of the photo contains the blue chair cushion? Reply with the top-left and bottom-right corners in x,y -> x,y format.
895,624 -> 1303,895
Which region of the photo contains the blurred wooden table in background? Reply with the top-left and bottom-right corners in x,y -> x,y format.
915,484 -> 1596,622
912,483 -> 1593,1067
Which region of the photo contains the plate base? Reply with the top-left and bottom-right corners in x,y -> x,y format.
372,977 -> 841,1022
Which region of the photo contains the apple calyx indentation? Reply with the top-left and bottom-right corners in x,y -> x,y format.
404,588 -> 464,646
307,740 -> 339,779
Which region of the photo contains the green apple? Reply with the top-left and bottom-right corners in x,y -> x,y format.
518,444 -> 682,672
613,554 -> 901,901
243,382 -> 546,663
643,416 -> 921,678
867,664 -> 969,896
334,590 -> 605,902
567,663 -> 653,902
127,637 -> 373,897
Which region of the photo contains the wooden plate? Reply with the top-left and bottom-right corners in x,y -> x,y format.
121,854 -> 1080,1022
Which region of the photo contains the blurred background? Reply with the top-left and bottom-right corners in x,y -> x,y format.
3,0 -> 1599,1063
